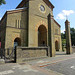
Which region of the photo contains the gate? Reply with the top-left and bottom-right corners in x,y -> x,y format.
5,47 -> 16,62
0,48 -> 5,59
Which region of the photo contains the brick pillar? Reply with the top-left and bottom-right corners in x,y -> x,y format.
48,14 -> 55,57
65,20 -> 72,54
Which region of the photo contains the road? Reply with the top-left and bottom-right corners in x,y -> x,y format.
44,58 -> 75,75
0,52 -> 75,75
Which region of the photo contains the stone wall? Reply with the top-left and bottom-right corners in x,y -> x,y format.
72,46 -> 75,53
15,47 -> 49,63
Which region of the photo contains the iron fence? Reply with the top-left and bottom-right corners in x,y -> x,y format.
0,48 -> 5,59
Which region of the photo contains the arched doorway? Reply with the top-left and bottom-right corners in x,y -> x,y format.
55,41 -> 59,51
38,25 -> 47,46
14,37 -> 21,49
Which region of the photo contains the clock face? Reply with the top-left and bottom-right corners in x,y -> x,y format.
40,5 -> 45,12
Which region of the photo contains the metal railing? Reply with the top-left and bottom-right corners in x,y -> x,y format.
5,47 -> 15,60
0,48 -> 5,59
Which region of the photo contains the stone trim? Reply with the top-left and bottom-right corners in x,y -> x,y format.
35,21 -> 48,31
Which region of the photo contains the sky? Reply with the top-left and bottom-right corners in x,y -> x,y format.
0,0 -> 75,33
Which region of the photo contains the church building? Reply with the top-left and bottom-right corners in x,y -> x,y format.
0,0 -> 62,57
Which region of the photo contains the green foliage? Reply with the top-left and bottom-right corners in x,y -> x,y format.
0,0 -> 6,5
61,33 -> 66,51
62,39 -> 66,51
61,27 -> 75,51
70,28 -> 75,46
62,39 -> 66,45
61,33 -> 66,39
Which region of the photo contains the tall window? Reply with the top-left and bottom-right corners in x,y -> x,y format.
15,20 -> 21,29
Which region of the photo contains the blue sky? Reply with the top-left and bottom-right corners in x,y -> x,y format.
0,0 -> 75,33
50,0 -> 75,32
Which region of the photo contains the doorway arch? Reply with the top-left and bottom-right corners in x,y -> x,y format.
55,40 -> 59,51
14,37 -> 21,48
38,25 -> 47,46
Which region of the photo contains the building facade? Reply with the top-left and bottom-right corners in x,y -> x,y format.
0,0 -> 62,57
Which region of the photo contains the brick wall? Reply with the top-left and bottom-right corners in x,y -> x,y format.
15,47 -> 49,63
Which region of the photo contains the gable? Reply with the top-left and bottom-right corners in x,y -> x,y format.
53,19 -> 61,27
16,0 -> 29,8
16,0 -> 54,11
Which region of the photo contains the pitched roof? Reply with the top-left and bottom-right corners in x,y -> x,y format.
53,19 -> 61,27
0,8 -> 27,24
16,0 -> 28,8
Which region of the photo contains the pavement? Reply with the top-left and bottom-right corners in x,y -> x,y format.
0,52 -> 75,75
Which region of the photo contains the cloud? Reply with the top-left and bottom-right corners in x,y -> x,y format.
61,29 -> 65,33
56,13 -> 66,20
56,10 -> 75,20
62,10 -> 74,16
0,18 -> 1,20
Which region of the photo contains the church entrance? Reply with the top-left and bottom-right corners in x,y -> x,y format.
55,40 -> 59,51
14,37 -> 21,49
38,25 -> 47,46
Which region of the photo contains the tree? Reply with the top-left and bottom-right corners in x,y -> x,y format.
70,28 -> 75,46
0,0 -> 6,5
61,28 -> 75,48
61,33 -> 66,51
61,33 -> 66,39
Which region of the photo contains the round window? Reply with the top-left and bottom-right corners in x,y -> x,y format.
40,5 -> 45,12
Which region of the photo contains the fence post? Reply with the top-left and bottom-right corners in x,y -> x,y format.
4,49 -> 5,60
1,49 -> 3,59
14,46 -> 17,63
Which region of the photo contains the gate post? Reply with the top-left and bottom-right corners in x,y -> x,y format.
14,46 -> 16,63
4,49 -> 5,60
1,49 -> 3,59
65,20 -> 72,54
